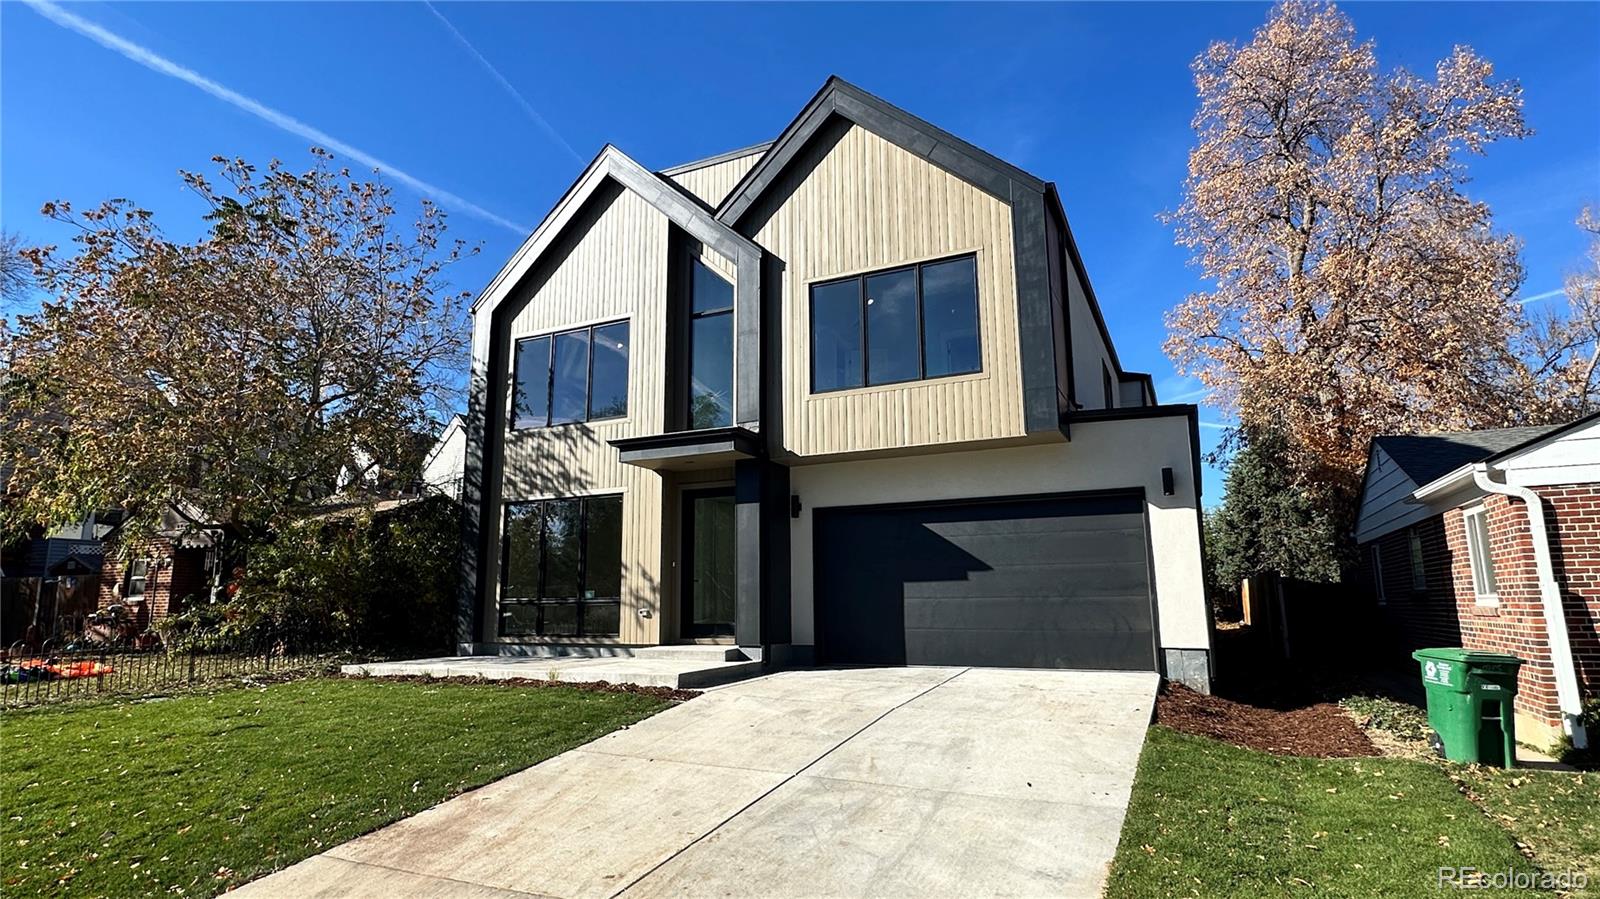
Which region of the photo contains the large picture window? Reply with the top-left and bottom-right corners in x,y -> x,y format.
512,321 -> 630,430
689,260 -> 734,429
810,254 -> 980,393
500,495 -> 624,637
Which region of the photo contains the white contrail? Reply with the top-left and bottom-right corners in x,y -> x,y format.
422,1 -> 584,166
1196,421 -> 1230,431
1517,287 -> 1566,306
24,0 -> 529,236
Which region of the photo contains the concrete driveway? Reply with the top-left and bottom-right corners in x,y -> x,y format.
236,667 -> 1157,898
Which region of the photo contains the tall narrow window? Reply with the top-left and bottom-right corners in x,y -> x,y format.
500,495 -> 623,637
125,559 -> 149,600
689,260 -> 734,429
1463,506 -> 1498,604
1408,528 -> 1428,590
810,253 -> 980,392
511,321 -> 629,430
1102,363 -> 1116,409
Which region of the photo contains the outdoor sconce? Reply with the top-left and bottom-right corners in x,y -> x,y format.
790,494 -> 803,518
1161,467 -> 1176,497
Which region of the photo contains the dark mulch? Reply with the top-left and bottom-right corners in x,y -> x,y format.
1156,682 -> 1378,758
342,673 -> 701,703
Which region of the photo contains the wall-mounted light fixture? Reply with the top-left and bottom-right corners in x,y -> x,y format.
1161,467 -> 1176,497
790,494 -> 803,518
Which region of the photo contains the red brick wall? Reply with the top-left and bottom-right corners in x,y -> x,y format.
1365,483 -> 1600,733
99,538 -> 209,628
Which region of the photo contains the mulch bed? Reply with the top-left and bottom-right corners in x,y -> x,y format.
1157,682 -> 1378,758
342,673 -> 701,703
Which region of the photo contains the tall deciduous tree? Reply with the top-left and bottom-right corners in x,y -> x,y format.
1,150 -> 474,540
1166,0 -> 1532,515
1514,206 -> 1600,419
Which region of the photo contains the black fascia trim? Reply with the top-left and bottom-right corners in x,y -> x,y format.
717,76 -> 1048,227
609,426 -> 765,461
1046,185 -> 1125,375
1012,187 -> 1058,435
659,141 -> 775,177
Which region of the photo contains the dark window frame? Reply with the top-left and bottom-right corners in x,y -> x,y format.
688,260 -> 735,429
1102,362 -> 1115,409
511,319 -> 630,431
498,495 -> 624,637
809,253 -> 982,394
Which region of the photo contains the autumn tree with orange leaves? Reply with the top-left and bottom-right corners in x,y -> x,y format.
1166,0 -> 1541,518
1,151 -> 474,541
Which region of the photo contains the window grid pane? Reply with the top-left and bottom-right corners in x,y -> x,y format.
919,256 -> 981,378
589,322 -> 630,420
865,268 -> 919,386
512,336 -> 551,429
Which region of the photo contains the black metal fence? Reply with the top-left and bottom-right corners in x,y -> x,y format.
1,639 -> 339,708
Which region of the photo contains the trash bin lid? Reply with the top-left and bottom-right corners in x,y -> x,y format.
1412,647 -> 1522,666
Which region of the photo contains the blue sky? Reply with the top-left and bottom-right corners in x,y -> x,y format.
4,2 -> 1597,503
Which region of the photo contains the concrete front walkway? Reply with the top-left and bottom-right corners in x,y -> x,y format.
237,667 -> 1158,899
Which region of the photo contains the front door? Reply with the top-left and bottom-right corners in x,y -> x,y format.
681,487 -> 736,638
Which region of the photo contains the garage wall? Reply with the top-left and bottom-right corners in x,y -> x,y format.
788,414 -> 1208,652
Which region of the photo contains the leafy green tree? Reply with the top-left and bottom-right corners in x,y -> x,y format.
1207,429 -> 1348,609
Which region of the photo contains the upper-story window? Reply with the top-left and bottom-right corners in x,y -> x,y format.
512,320 -> 630,430
689,261 -> 734,429
810,254 -> 980,393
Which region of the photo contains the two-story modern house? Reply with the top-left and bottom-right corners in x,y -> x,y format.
457,78 -> 1213,690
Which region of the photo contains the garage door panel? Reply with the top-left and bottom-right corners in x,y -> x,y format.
815,494 -> 1155,670
906,627 -> 1156,670
904,596 -> 1153,631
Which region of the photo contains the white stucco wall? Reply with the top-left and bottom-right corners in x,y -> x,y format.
787,414 -> 1210,652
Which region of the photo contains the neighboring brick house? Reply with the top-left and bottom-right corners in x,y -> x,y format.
1354,412 -> 1600,750
98,505 -> 224,631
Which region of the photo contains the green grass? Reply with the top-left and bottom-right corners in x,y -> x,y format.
1105,727 -> 1536,898
1452,765 -> 1600,897
1,677 -> 671,898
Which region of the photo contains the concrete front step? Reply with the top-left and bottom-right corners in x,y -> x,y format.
342,656 -> 763,690
633,644 -> 749,663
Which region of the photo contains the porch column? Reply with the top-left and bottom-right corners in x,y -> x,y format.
734,459 -> 791,653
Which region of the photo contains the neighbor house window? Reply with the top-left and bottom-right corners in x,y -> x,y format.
1463,506 -> 1498,604
512,321 -> 630,430
125,559 -> 149,600
1102,363 -> 1115,409
1370,545 -> 1385,606
810,254 -> 980,392
1408,528 -> 1427,590
689,260 -> 735,429
500,495 -> 623,637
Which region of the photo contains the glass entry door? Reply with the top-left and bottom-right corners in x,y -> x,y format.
681,488 -> 736,638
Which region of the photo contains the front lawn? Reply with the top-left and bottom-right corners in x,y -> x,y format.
1105,727 -> 1541,898
1,677 -> 672,897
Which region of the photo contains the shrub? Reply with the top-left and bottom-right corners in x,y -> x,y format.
223,495 -> 459,655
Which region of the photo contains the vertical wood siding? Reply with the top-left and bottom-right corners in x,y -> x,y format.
667,152 -> 764,208
743,123 -> 1024,457
493,186 -> 669,644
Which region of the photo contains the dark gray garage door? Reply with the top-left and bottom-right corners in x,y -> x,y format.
814,493 -> 1155,670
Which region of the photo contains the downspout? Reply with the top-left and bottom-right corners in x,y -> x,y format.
1471,463 -> 1589,749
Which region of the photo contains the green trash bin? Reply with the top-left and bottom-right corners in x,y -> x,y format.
1412,648 -> 1523,767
